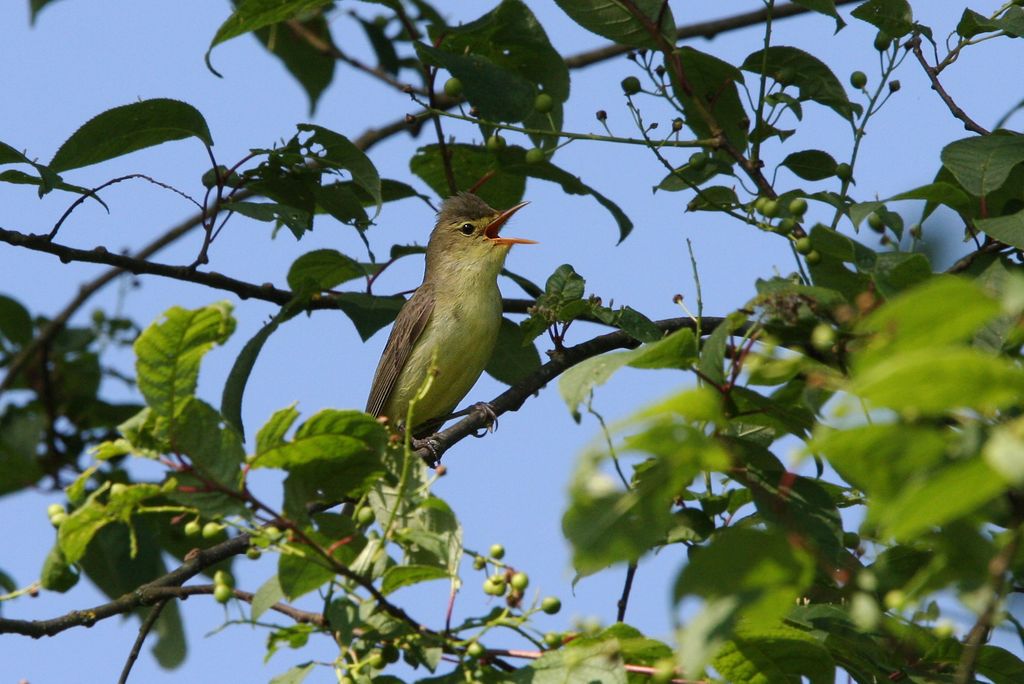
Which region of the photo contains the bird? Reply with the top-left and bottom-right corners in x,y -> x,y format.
365,192 -> 534,436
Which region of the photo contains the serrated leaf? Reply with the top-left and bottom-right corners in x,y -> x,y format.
133,303 -> 235,418
791,0 -> 845,31
49,99 -> 213,172
713,622 -> 835,684
252,409 -> 386,469
252,573 -> 285,620
977,209 -> 1024,249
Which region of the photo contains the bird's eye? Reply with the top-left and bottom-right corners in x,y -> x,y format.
459,223 -> 475,236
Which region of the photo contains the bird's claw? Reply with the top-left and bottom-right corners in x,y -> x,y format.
412,437 -> 442,467
471,402 -> 498,437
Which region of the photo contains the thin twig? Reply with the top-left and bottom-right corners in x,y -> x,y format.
117,599 -> 168,684
616,562 -> 638,623
909,36 -> 989,136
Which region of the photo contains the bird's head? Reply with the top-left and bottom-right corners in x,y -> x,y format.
425,193 -> 534,279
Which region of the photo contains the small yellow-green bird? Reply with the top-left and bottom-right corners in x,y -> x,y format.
365,192 -> 533,433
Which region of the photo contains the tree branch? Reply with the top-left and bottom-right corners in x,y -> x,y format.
117,599 -> 167,684
418,315 -> 728,465
909,36 -> 989,136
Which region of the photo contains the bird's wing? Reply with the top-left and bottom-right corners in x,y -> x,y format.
364,285 -> 435,418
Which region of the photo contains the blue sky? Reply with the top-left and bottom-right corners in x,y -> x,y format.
1,1 -> 1020,681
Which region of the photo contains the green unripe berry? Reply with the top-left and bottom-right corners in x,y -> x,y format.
541,596 -> 562,614
380,644 -> 400,664
356,507 -> 375,526
47,503 -> 65,518
534,92 -> 554,114
933,619 -> 956,639
776,218 -> 796,235
884,589 -> 906,611
867,212 -> 885,233
213,584 -> 233,603
843,531 -> 862,548
214,570 -> 234,588
850,71 -> 868,89
49,512 -> 67,527
525,147 -> 545,164
543,632 -> 562,648
246,546 -> 262,560
489,543 -> 505,560
688,152 -> 708,170
788,197 -> 808,216
753,196 -> 769,213
795,237 -> 814,255
652,658 -> 676,684
443,77 -> 464,98
466,641 -> 485,659
760,199 -> 780,218
110,483 -> 128,497
201,165 -> 230,189
671,118 -> 683,132
366,651 -> 385,669
810,323 -> 836,351
874,31 -> 892,51
184,520 -> 201,537
889,80 -> 901,93
486,135 -> 506,152
483,578 -> 505,596
805,250 -> 822,266
472,555 -> 487,571
510,572 -> 529,591
835,163 -> 853,181
620,76 -> 642,95
264,525 -> 283,541
202,521 -> 223,539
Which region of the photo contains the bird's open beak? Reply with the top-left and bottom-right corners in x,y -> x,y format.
485,201 -> 536,246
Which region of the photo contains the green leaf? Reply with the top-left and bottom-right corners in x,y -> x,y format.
888,181 -> 972,214
172,399 -> 245,498
851,0 -> 914,38
288,249 -> 365,292
977,209 -> 1024,249
49,99 -> 213,172
957,7 -> 1024,39
485,317 -> 541,385
253,409 -> 386,469
553,0 -> 675,49
40,544 -> 79,592
546,263 -> 585,301
713,623 -> 835,684
940,133 -> 1024,196
437,0 -> 569,148
508,642 -> 627,683
252,573 -> 285,620
879,459 -> 1008,540
867,252 -> 931,298
855,276 -> 1000,364
672,47 -> 748,148
976,645 -> 1024,684
225,201 -> 312,234
410,143 -> 525,210
297,124 -> 382,216
791,0 -> 845,31
0,407 -> 45,496
698,319 -> 732,386
781,149 -> 838,181
417,44 -> 534,123
278,548 -> 334,600
133,303 -> 236,418
0,294 -> 33,347
269,663 -> 315,684
741,46 -> 860,121
676,528 -> 814,617
210,0 -> 333,49
381,565 -> 450,595
334,292 -> 406,341
852,347 -> 1024,415
559,327 -> 697,421
254,16 -> 336,114
812,424 -> 946,500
